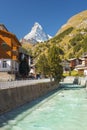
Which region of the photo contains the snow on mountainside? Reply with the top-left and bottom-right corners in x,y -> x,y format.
23,22 -> 52,44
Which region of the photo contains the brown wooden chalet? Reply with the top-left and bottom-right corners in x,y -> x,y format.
0,24 -> 21,75
75,54 -> 87,75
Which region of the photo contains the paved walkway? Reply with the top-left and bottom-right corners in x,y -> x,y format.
62,76 -> 87,87
0,79 -> 51,89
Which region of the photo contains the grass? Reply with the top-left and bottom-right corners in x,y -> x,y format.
63,70 -> 79,77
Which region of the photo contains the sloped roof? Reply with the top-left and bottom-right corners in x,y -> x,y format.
0,24 -> 8,31
0,26 -> 21,46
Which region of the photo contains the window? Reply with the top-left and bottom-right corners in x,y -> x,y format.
3,61 -> 7,68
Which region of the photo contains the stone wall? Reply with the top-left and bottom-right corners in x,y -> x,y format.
0,82 -> 59,115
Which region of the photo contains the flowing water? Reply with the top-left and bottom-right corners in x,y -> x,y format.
0,84 -> 87,130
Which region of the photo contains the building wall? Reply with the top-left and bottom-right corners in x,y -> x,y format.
0,59 -> 19,72
0,59 -> 11,71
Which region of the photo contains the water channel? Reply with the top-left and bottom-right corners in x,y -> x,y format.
0,83 -> 87,130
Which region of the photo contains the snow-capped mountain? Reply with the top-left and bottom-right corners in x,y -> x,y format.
22,22 -> 52,44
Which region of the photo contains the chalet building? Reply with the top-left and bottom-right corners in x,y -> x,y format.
0,24 -> 21,81
67,53 -> 87,75
75,55 -> 87,75
62,58 -> 81,72
68,58 -> 82,69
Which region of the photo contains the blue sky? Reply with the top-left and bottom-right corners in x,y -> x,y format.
0,0 -> 87,40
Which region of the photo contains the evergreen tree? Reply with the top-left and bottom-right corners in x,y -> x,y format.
36,54 -> 49,78
47,44 -> 63,82
35,44 -> 63,82
19,57 -> 30,78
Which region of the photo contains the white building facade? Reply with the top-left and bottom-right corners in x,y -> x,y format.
0,59 -> 19,73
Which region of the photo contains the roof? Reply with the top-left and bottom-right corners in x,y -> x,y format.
0,29 -> 21,46
0,24 -> 8,31
68,58 -> 76,61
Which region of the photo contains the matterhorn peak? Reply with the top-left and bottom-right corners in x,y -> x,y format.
33,22 -> 42,30
23,22 -> 52,44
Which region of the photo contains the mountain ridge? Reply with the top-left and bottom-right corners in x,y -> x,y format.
56,10 -> 87,35
50,10 -> 87,58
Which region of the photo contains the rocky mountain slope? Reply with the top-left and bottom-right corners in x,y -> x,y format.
46,10 -> 87,59
21,22 -> 52,44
